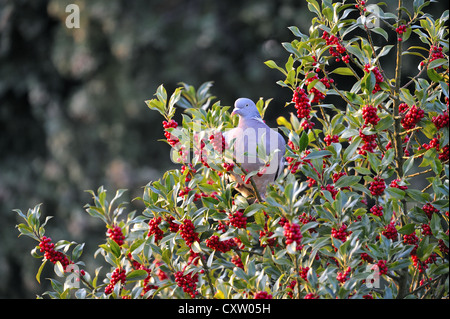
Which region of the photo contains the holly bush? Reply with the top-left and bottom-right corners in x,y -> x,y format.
16,0 -> 448,299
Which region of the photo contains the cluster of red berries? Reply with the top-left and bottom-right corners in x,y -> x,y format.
439,144 -> 449,162
298,212 -> 317,233
174,269 -> 199,298
395,24 -> 407,35
358,125 -> 377,155
382,222 -> 398,240
332,171 -> 345,183
148,217 -> 164,242
422,137 -> 440,152
421,223 -> 432,236
162,119 -> 179,147
299,266 -> 310,281
165,215 -> 180,232
364,64 -> 384,94
128,254 -> 156,296
107,225 -> 125,246
305,72 -> 333,103
432,111 -> 449,130
421,45 -> 445,69
401,104 -> 424,130
292,87 -> 311,119
181,164 -> 197,182
286,280 -> 296,298
336,267 -> 351,283
254,291 -> 272,299
375,260 -> 388,275
205,235 -> 236,253
324,134 -> 339,146
422,202 -> 439,219
179,219 -> 199,247
370,205 -> 383,217
403,232 -> 419,247
178,187 -> 192,197
153,259 -> 169,281
411,253 -> 437,273
322,31 -> 349,63
105,267 -> 126,295
402,232 -> 433,271
283,222 -> 302,249
439,239 -> 449,256
301,119 -> 315,130
369,177 -> 385,196
259,228 -> 276,248
231,255 -> 244,269
395,24 -> 407,41
304,293 -> 319,299
39,236 -> 72,271
321,184 -> 339,200
390,178 -> 408,191
228,210 -> 247,229
355,0 -> 366,10
209,132 -> 227,154
331,224 -> 351,242
222,162 -> 234,172
362,105 -> 380,125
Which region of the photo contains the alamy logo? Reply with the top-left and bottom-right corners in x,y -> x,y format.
363,4 -> 382,29
365,264 -> 381,289
167,122 -> 283,175
65,4 -> 80,29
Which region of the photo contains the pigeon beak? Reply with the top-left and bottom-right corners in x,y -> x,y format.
231,108 -> 240,116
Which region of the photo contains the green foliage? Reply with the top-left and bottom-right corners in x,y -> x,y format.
16,0 -> 448,299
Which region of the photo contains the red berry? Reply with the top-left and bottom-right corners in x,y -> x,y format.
390,178 -> 408,191
422,202 -> 439,219
369,177 -> 385,196
362,105 -> 380,125
229,210 -> 247,229
231,255 -> 244,269
331,224 -> 351,242
429,45 -> 445,69
39,236 -> 73,271
148,217 -> 164,242
205,235 -> 236,253
370,205 -> 384,217
376,260 -> 388,275
364,64 -> 384,94
382,222 -> 398,240
174,269 -> 199,298
283,222 -> 303,250
105,267 -> 126,294
292,87 -> 311,119
179,219 -> 199,247
254,291 -> 272,299
337,267 -> 351,283
107,225 -> 125,246
324,134 -> 339,146
401,105 -> 424,130
421,223 -> 432,236
432,111 -> 449,130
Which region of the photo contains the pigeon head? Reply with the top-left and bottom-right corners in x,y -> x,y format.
231,98 -> 261,119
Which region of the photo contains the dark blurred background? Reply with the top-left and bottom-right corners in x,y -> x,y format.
0,0 -> 446,298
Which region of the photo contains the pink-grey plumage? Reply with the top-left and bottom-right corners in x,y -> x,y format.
223,98 -> 286,200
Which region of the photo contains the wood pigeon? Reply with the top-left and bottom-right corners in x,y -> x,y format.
223,98 -> 286,201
